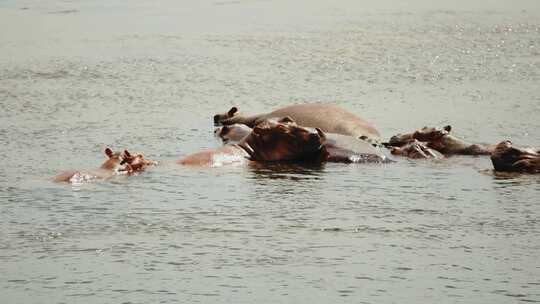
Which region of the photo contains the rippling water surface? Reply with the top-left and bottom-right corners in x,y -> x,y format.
1,0 -> 540,303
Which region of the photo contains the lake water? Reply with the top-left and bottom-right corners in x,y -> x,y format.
1,0 -> 540,303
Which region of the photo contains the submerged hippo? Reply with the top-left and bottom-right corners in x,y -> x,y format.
491,141 -> 540,173
179,118 -> 327,167
54,148 -> 156,183
387,125 -> 494,155
213,103 -> 381,143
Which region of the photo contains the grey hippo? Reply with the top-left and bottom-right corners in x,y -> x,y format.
213,103 -> 381,144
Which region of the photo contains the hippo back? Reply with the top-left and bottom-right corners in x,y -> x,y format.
263,104 -> 380,140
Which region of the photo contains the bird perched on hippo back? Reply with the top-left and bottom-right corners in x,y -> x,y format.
213,103 -> 381,145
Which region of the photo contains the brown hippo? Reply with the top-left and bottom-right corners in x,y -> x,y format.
214,119 -> 395,163
213,103 -> 381,143
387,125 -> 494,155
121,150 -> 158,174
179,118 -> 327,167
491,141 -> 540,173
54,148 -> 156,183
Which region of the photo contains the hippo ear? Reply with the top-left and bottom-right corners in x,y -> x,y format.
123,150 -> 132,158
444,125 -> 452,132
278,116 -> 295,124
105,148 -> 114,158
228,107 -> 238,116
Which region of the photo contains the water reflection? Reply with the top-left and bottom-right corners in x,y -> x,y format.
247,162 -> 326,181
489,169 -> 540,188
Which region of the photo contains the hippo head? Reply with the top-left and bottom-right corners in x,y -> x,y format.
100,147 -> 125,170
387,125 -> 451,148
120,150 -> 158,174
413,125 -> 451,142
239,117 -> 327,162
213,106 -> 239,126
491,141 -> 540,173
214,123 -> 252,144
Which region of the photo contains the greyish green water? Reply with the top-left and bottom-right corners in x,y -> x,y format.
1,0 -> 539,303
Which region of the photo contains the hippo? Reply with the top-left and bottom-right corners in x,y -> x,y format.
387,125 -> 451,147
179,118 -> 327,167
213,103 -> 381,144
54,148 -> 156,183
387,125 -> 494,156
213,117 -> 298,144
491,141 -> 540,173
214,118 -> 403,164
